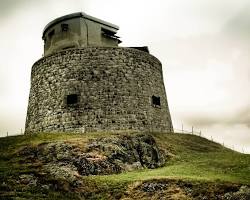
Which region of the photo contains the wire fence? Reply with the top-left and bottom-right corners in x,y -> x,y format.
174,126 -> 202,136
173,125 -> 247,154
1,126 -> 247,153
0,129 -> 24,138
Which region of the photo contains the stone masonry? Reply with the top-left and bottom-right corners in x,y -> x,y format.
25,13 -> 173,134
25,47 -> 173,133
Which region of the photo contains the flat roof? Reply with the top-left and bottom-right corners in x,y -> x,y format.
42,12 -> 119,38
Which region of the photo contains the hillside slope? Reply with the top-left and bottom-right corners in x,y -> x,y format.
0,132 -> 250,199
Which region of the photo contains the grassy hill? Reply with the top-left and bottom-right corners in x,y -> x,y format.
0,132 -> 249,199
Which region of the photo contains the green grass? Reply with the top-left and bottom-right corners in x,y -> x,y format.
89,151 -> 250,185
0,131 -> 250,199
0,131 -> 139,153
85,133 -> 250,185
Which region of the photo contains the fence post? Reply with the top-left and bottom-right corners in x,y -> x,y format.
199,131 -> 201,136
182,124 -> 184,133
192,126 -> 194,134
7,132 -> 8,137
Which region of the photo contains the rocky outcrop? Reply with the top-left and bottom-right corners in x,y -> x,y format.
18,133 -> 167,180
223,186 -> 250,200
123,179 -> 250,200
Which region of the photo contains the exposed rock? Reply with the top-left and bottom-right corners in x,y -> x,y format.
223,186 -> 250,200
122,179 -> 248,200
141,182 -> 168,193
17,133 -> 167,180
19,174 -> 37,187
124,180 -> 191,200
86,134 -> 166,169
43,163 -> 79,182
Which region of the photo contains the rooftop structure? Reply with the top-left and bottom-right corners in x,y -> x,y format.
42,12 -> 121,56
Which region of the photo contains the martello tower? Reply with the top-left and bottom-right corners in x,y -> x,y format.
25,12 -> 173,134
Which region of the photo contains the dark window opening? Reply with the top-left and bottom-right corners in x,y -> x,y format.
61,23 -> 69,32
152,95 -> 161,107
101,28 -> 119,39
48,30 -> 55,39
67,94 -> 78,105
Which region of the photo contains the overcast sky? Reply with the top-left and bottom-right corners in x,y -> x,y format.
0,0 -> 249,153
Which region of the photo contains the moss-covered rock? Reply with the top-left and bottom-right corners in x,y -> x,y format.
17,133 -> 167,182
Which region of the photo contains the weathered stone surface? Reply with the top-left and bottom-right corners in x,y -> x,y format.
18,134 -> 167,178
25,47 -> 173,134
19,174 -> 37,186
123,179 -> 247,200
86,134 -> 166,169
223,186 -> 250,200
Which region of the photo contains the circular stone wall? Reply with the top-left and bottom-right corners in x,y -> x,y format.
25,47 -> 173,134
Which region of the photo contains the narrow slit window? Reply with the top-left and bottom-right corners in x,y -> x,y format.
67,94 -> 78,105
152,95 -> 161,107
101,28 -> 119,39
61,23 -> 69,32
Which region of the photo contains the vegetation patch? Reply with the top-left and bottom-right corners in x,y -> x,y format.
0,132 -> 250,199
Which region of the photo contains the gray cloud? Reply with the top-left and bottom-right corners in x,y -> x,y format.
223,5 -> 250,40
0,0 -> 30,18
185,116 -> 219,127
235,107 -> 250,128
185,105 -> 250,128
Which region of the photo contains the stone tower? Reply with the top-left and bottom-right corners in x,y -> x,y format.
25,12 -> 173,134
